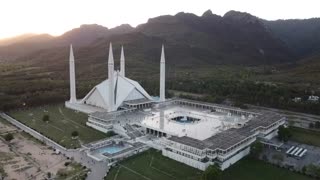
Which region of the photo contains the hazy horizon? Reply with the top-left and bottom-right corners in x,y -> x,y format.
1,0 -> 320,39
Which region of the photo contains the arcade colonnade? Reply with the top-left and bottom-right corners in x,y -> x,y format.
146,128 -> 167,137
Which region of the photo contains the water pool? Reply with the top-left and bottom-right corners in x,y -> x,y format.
96,145 -> 127,154
172,116 -> 200,123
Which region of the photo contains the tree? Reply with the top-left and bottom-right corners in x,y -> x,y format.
277,125 -> 292,142
234,101 -> 248,109
250,141 -> 263,159
309,122 -> 315,129
42,114 -> 50,123
262,154 -> 268,162
4,133 -> 14,142
288,121 -> 295,126
302,166 -> 307,174
47,172 -> 51,178
306,164 -> 320,177
272,153 -> 284,164
201,164 -> 222,180
315,121 -> 320,129
71,131 -> 79,137
106,131 -> 116,137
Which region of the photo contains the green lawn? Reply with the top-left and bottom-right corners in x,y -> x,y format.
106,149 -> 202,180
8,104 -> 109,149
290,127 -> 320,147
106,149 -> 312,180
222,158 -> 312,180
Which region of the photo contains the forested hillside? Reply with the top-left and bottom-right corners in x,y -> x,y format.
264,18 -> 320,58
1,10 -> 320,114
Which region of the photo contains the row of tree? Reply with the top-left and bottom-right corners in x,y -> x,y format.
166,78 -> 320,115
1,71 -> 319,117
309,121 -> 320,129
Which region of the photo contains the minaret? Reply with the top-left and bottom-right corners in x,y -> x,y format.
69,44 -> 77,103
120,46 -> 125,77
108,43 -> 115,112
160,45 -> 165,102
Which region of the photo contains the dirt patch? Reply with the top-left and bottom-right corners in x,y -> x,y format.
0,120 -> 68,180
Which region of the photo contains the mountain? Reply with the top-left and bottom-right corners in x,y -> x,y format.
57,24 -> 110,46
264,18 -> 320,58
3,10 -> 320,70
57,24 -> 134,46
0,24 -> 134,60
1,9 -> 320,111
283,52 -> 320,83
0,34 -> 55,60
134,10 -> 293,65
0,33 -> 38,46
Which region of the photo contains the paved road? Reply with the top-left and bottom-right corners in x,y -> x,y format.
250,105 -> 320,121
0,112 -> 108,180
249,105 -> 320,129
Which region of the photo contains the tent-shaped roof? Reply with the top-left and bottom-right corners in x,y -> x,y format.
81,72 -> 153,110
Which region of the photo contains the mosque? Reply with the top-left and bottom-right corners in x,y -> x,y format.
65,43 -> 156,113
65,43 -> 285,170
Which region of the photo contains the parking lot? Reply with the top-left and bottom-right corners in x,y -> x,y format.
262,140 -> 320,170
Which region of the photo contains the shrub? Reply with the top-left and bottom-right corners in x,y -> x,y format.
315,121 -> 320,129
309,123 -> 315,128
47,172 -> 51,178
278,125 -> 292,142
250,141 -> 263,159
201,164 -> 222,180
71,131 -> 79,137
272,153 -> 284,162
4,133 -> 14,142
262,154 -> 268,162
64,162 -> 70,166
42,114 -> 50,122
106,131 -> 116,137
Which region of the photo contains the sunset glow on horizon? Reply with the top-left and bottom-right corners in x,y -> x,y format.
1,0 -> 320,39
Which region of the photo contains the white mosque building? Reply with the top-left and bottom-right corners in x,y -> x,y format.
65,43 -> 161,113
65,43 -> 285,171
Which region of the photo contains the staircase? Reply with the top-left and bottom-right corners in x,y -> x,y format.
123,124 -> 143,139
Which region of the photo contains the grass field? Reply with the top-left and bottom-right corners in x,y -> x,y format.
222,158 -> 312,180
290,127 -> 320,147
106,149 -> 312,180
8,104 -> 109,149
106,149 -> 202,180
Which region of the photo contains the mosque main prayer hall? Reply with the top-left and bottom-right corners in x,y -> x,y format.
65,43 -> 285,170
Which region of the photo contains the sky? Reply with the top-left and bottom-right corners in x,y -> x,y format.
0,0 -> 320,39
